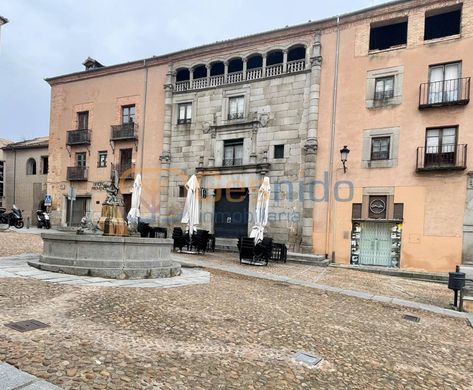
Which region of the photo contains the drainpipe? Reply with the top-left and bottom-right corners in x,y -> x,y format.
139,59 -> 149,176
13,149 -> 16,205
325,15 -> 341,261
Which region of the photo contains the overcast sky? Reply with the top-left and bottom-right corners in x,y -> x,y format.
0,0 -> 389,141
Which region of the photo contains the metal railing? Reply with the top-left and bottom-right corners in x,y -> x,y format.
227,112 -> 244,120
419,77 -> 470,108
67,166 -> 88,181
416,144 -> 467,171
112,162 -> 135,180
110,123 -> 137,140
66,129 -> 91,145
223,158 -> 243,167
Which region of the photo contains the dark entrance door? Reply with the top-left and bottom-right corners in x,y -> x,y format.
214,188 -> 249,238
66,197 -> 89,226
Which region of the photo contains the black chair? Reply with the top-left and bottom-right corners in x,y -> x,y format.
207,234 -> 215,252
172,227 -> 187,252
150,227 -> 168,238
239,237 -> 255,264
254,237 -> 272,265
191,229 -> 209,254
138,222 -> 150,238
271,243 -> 287,263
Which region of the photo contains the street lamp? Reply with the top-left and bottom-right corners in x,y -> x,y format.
340,145 -> 350,173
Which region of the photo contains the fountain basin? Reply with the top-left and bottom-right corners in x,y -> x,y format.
29,233 -> 181,279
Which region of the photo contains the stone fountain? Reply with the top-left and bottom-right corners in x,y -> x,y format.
29,170 -> 181,279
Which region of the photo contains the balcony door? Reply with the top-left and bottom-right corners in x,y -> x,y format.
76,152 -> 86,168
223,139 -> 243,167
428,62 -> 460,104
425,127 -> 457,167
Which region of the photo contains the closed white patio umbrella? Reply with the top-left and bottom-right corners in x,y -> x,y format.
249,176 -> 271,243
127,173 -> 142,226
181,174 -> 200,238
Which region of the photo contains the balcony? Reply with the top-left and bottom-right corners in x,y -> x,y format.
112,162 -> 135,180
67,166 -> 88,181
416,144 -> 467,172
419,77 -> 470,109
223,158 -> 243,167
110,123 -> 137,141
173,58 -> 306,92
66,129 -> 91,146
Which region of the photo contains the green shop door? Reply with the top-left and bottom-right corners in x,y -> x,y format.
359,222 -> 393,267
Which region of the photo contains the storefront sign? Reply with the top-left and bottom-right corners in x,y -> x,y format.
369,198 -> 386,215
92,181 -> 105,191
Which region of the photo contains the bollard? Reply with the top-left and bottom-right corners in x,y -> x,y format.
26,216 -> 30,229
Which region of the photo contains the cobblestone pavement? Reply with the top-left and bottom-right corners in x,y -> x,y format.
0,231 -> 43,257
0,270 -> 472,389
175,252 -> 453,308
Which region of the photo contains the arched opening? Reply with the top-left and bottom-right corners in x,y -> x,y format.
287,45 -> 306,62
266,50 -> 283,66
247,54 -> 263,69
210,62 -> 224,76
193,64 -> 207,79
26,158 -> 36,175
287,45 -> 307,72
176,68 -> 190,82
228,58 -> 243,73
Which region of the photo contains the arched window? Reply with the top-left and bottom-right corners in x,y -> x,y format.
210,62 -> 224,76
176,68 -> 190,82
287,45 -> 306,62
193,64 -> 207,79
266,50 -> 284,66
228,58 -> 243,73
26,158 -> 36,175
247,54 -> 263,69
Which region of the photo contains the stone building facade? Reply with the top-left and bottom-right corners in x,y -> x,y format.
3,137 -> 49,222
159,34 -> 322,251
46,0 -> 473,271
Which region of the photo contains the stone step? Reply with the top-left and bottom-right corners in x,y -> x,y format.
462,295 -> 473,313
215,238 -> 239,252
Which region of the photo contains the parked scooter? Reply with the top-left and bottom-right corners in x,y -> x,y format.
0,205 -> 24,228
36,210 -> 51,229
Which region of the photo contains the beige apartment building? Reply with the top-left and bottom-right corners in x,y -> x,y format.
46,0 -> 473,272
3,137 -> 49,222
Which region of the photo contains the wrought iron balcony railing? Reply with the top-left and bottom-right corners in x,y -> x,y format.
112,162 -> 135,180
110,123 -> 137,141
227,112 -> 244,120
416,144 -> 467,172
66,129 -> 91,146
67,166 -> 88,181
223,158 -> 243,167
419,77 -> 470,109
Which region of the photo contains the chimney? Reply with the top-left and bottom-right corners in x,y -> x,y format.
82,57 -> 104,71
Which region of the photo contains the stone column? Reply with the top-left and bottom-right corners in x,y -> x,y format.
262,54 -> 267,77
224,61 -> 228,83
250,123 -> 258,164
189,67 -> 194,89
206,64 -> 211,87
283,49 -> 288,73
242,58 -> 247,80
301,31 -> 322,254
159,65 -> 173,227
208,128 -> 216,167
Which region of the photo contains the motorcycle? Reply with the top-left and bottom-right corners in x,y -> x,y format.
0,205 -> 24,229
36,210 -> 51,229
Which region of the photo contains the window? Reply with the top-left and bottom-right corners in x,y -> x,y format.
98,151 -> 107,168
428,62 -> 461,104
178,185 -> 187,198
26,158 -> 36,175
223,139 -> 244,166
374,76 -> 394,100
425,127 -> 457,166
41,156 -> 48,174
369,19 -> 408,51
424,7 -> 461,41
122,105 -> 136,124
393,203 -> 404,220
178,103 -> 192,124
274,145 -> 285,159
77,111 -> 89,129
371,137 -> 390,161
76,152 -> 86,168
228,96 -> 245,120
